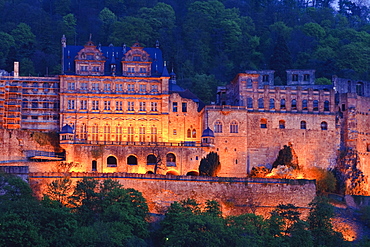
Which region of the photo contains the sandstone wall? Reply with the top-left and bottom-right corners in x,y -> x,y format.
29,172 -> 316,217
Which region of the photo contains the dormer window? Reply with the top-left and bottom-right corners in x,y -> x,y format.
81,66 -> 88,71
292,74 -> 298,81
87,55 -> 94,60
133,56 -> 141,61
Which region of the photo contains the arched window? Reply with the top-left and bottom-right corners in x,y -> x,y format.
92,160 -> 97,171
291,99 -> 297,110
324,100 -> 330,111
186,171 -> 199,176
321,121 -> 328,130
166,153 -> 176,167
302,99 -> 308,110
187,128 -> 191,138
22,99 -> 28,108
313,100 -> 319,111
279,120 -> 285,129
214,121 -> 222,133
127,155 -> 138,165
269,98 -> 275,109
230,120 -> 238,133
356,82 -> 364,96
107,156 -> 117,167
247,97 -> 253,108
280,99 -> 286,109
192,129 -> 196,138
147,154 -> 157,165
32,99 -> 38,109
260,119 -> 267,128
300,121 -> 307,130
258,98 -> 264,109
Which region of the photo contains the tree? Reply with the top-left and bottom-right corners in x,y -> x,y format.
10,23 -> 36,59
44,177 -> 73,207
307,196 -> 344,246
199,151 -> 221,176
269,35 -> 291,84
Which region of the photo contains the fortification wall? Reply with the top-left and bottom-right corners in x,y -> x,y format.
29,172 -> 316,217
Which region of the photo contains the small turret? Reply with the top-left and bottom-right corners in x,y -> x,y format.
201,127 -> 215,147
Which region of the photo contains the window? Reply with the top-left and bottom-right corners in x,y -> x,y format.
182,102 -> 187,112
92,83 -> 99,91
86,55 -> 94,60
280,99 -> 286,109
279,120 -> 285,129
128,102 -> 134,111
260,119 -> 267,128
32,99 -> 38,109
304,74 -> 310,81
92,100 -> 99,110
356,82 -> 364,96
81,66 -> 88,71
139,126 -> 145,142
80,124 -> 87,140
247,79 -> 252,88
139,102 -> 146,111
192,129 -> 196,138
173,102 -> 178,112
81,82 -> 87,90
230,120 -> 238,133
324,100 -> 330,111
67,82 -> 75,90
291,99 -> 297,110
107,156 -> 117,167
139,84 -> 146,92
321,121 -> 328,130
128,125 -> 134,142
139,68 -> 146,73
22,99 -> 28,108
104,101 -> 111,110
147,154 -> 157,165
262,75 -> 269,82
133,56 -> 140,61
302,99 -> 308,110
258,98 -> 264,109
116,101 -> 123,111
166,153 -> 176,167
104,83 -> 111,91
187,129 -> 191,138
43,82 -> 49,89
31,116 -> 38,120
92,124 -> 99,141
151,126 -> 157,142
42,100 -> 48,109
128,67 -> 135,72
80,100 -> 87,110
173,129 -> 177,135
104,124 -> 111,141
116,125 -> 123,142
92,66 -> 100,72
92,160 -> 97,171
269,98 -> 275,109
67,100 -> 75,110
247,97 -> 253,108
292,74 -> 298,81
214,121 -> 222,133
151,102 -> 158,112
151,85 -> 158,92
116,84 -> 123,91
300,121 -> 306,130
127,84 -> 135,92
313,100 -> 319,111
127,155 -> 138,165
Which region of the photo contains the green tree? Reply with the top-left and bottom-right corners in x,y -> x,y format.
99,7 -> 117,43
0,32 -> 15,68
44,177 -> 73,207
307,196 -> 344,246
10,23 -> 36,59
199,151 -> 221,176
270,35 -> 291,84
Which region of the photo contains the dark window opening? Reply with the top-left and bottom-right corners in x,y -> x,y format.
300,121 -> 307,130
92,160 -> 97,171
127,155 -> 138,165
107,156 -> 117,167
321,121 -> 328,130
313,100 -> 319,111
166,153 -> 176,167
147,154 -> 157,165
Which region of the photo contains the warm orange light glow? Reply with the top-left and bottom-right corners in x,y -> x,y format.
332,218 -> 358,242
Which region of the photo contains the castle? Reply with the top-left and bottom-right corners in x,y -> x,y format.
0,37 -> 369,193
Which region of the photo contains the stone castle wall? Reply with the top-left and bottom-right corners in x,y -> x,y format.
29,172 -> 316,217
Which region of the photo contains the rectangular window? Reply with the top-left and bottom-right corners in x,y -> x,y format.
127,84 -> 135,92
80,100 -> 87,110
67,100 -> 75,110
104,101 -> 111,110
92,83 -> 99,91
182,102 -> 187,112
117,84 -> 123,91
116,101 -> 122,111
151,85 -> 158,93
173,102 -> 178,112
173,129 -> 177,135
139,84 -> 146,93
292,74 -> 298,81
67,82 -> 75,90
81,66 -> 88,71
80,83 -> 87,90
262,75 -> 269,82
140,102 -> 146,111
304,74 -> 310,81
92,66 -> 100,72
128,102 -> 134,111
104,84 -> 111,91
92,100 -> 99,110
151,102 -> 158,112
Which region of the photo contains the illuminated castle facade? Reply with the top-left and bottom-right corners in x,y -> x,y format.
0,38 -> 369,190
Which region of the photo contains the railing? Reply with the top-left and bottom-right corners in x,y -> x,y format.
66,140 -> 203,147
25,150 -> 66,159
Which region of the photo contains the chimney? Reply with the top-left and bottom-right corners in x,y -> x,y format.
14,61 -> 19,78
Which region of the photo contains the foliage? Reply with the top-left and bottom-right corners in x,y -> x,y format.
250,166 -> 270,177
44,177 -> 73,206
359,206 -> 370,227
272,145 -> 299,170
199,151 -> 221,176
304,167 -> 337,193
